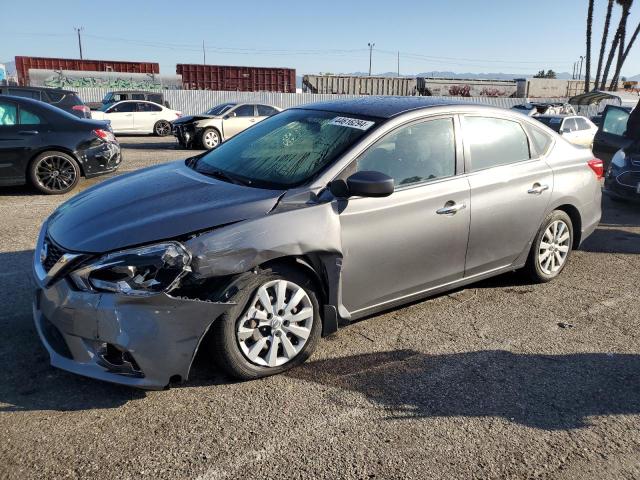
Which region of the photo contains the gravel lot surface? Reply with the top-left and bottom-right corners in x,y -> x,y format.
0,136 -> 639,479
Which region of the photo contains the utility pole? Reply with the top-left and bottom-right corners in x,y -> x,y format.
74,27 -> 84,60
578,56 -> 584,80
397,51 -> 400,77
202,40 -> 206,65
572,62 -> 577,79
368,42 -> 375,76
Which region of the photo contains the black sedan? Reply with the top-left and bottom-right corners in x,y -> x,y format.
0,95 -> 121,194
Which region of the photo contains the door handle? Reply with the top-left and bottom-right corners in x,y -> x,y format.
436,201 -> 466,215
249,119 -> 256,123
125,114 -> 133,117
527,183 -> 549,195
18,130 -> 39,135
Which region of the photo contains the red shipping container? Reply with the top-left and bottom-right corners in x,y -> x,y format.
177,64 -> 296,93
15,56 -> 160,86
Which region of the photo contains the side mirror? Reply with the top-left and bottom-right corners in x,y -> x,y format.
330,171 -> 394,198
560,127 -> 570,134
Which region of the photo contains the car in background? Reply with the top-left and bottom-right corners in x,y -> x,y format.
512,102 -> 577,117
172,102 -> 281,149
0,95 -> 120,194
0,86 -> 91,119
534,115 -> 598,148
32,98 -> 602,388
87,90 -> 170,110
90,100 -> 182,136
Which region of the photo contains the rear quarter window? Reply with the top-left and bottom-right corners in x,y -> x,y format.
528,125 -> 554,156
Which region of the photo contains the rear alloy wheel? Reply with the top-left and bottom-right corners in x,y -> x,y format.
29,151 -> 80,195
524,210 -> 573,282
154,120 -> 172,137
209,267 -> 322,380
200,128 -> 221,150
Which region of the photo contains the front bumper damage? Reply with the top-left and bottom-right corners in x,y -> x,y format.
32,227 -> 234,390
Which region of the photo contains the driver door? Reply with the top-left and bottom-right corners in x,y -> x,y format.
106,102 -> 135,132
338,116 -> 470,314
223,104 -> 258,138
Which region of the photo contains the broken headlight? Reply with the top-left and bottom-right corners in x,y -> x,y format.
69,242 -> 191,295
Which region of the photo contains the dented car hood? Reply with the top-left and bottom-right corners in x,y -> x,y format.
47,161 -> 283,253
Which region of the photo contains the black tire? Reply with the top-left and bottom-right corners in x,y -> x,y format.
154,120 -> 171,137
208,266 -> 322,380
524,210 -> 574,283
29,151 -> 81,195
200,128 -> 221,150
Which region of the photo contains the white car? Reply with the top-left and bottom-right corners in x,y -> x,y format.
91,100 -> 182,136
535,115 -> 598,148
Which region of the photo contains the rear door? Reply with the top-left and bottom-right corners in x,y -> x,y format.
462,115 -> 553,277
592,105 -> 631,167
223,104 -> 257,138
0,100 -> 44,183
134,102 -> 162,132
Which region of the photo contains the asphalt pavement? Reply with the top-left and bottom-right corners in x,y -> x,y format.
0,136 -> 639,480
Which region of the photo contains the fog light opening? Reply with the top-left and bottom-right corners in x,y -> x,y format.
96,343 -> 144,377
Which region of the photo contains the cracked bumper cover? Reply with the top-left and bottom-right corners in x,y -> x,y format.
32,262 -> 234,390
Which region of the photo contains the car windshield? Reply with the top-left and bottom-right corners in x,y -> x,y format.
535,117 -> 563,132
205,103 -> 236,115
194,108 -> 377,189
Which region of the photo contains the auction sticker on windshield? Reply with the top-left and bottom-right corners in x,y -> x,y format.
329,117 -> 375,130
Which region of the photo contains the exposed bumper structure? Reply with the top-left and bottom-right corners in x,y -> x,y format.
32,227 -> 234,390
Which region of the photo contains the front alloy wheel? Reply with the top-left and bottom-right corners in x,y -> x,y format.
237,280 -> 314,367
201,128 -> 221,150
208,267 -> 322,380
154,120 -> 171,136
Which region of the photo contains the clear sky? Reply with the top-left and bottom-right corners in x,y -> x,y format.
2,0 -> 640,77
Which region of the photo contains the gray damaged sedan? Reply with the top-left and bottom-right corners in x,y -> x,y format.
32,98 -> 602,389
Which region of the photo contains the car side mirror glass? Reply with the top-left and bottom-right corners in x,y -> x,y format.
560,127 -> 570,134
330,171 -> 394,198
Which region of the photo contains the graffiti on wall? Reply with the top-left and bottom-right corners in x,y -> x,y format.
28,69 -> 182,90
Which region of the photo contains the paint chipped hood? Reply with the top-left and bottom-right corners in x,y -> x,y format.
47,160 -> 283,253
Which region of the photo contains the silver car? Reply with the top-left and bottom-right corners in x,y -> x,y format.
32,98 -> 602,389
172,102 -> 281,149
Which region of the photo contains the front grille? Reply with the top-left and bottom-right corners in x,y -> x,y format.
42,237 -> 66,272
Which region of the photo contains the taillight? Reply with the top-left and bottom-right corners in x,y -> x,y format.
93,129 -> 116,143
587,158 -> 604,179
176,112 -> 182,118
73,105 -> 90,113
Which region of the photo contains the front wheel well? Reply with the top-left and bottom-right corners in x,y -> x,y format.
554,204 -> 582,248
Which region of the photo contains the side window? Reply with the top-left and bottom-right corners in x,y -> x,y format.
46,90 -> 66,103
20,108 -> 42,125
602,107 -> 629,136
575,117 -> 590,130
562,118 -> 577,132
148,94 -> 163,104
257,105 -> 278,116
0,101 -> 18,126
109,102 -> 136,113
528,125 -> 553,156
464,116 -> 530,171
8,89 -> 40,100
131,93 -> 145,100
233,105 -> 255,117
356,118 -> 456,187
138,102 -> 162,112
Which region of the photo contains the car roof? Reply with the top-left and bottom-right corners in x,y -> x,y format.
296,96 -> 471,118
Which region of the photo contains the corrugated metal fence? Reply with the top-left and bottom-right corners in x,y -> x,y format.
75,87 -> 594,116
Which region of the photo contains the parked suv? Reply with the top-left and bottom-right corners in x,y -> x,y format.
0,86 -> 91,118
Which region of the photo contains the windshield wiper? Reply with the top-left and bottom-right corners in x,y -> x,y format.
200,168 -> 251,186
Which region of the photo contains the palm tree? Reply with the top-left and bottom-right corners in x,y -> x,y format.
595,0 -> 615,89
613,20 -> 640,83
602,0 -> 633,90
585,0 -> 595,92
